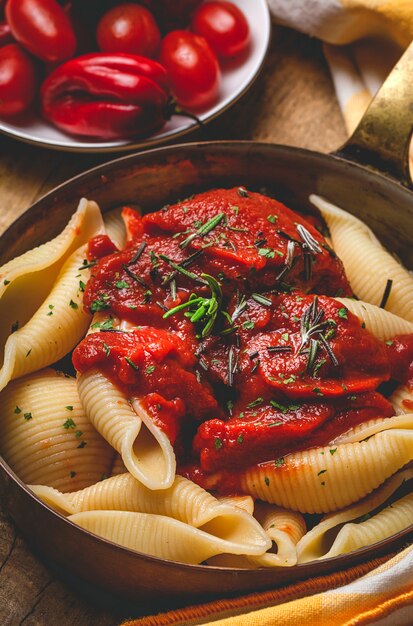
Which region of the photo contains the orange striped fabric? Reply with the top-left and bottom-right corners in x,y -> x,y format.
121,548 -> 413,626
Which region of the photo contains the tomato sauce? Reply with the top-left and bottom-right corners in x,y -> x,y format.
72,188 -> 413,487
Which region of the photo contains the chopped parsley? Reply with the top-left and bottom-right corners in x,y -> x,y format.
274,457 -> 285,468
63,418 -> 76,429
90,294 -> 110,312
264,476 -> 270,486
237,434 -> 244,444
337,307 -> 348,319
69,299 -> 78,310
214,437 -> 223,450
91,317 -> 114,330
115,280 -> 130,289
65,405 -> 73,411
14,406 -> 21,414
23,412 -> 32,421
146,365 -> 156,374
267,215 -> 277,224
125,357 -> 139,371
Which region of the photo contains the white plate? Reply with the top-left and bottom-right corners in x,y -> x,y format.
0,0 -> 271,153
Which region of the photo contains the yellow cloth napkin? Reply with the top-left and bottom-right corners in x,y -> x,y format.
121,546 -> 413,625
268,0 -> 412,134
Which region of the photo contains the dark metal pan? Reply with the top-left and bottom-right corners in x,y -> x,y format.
1,43 -> 413,607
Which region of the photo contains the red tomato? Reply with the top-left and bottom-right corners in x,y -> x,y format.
0,43 -> 36,116
160,30 -> 220,110
5,0 -> 76,62
0,20 -> 13,46
140,0 -> 203,31
97,3 -> 161,58
191,1 -> 250,59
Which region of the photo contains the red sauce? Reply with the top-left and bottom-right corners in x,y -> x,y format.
72,187 -> 413,489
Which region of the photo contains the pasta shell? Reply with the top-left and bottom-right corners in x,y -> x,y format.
296,469 -> 413,562
103,208 -> 126,250
310,195 -> 413,321
77,370 -> 176,490
332,413 -> 413,444
0,245 -> 92,391
248,502 -> 306,567
0,199 -> 103,377
238,422 -> 413,513
68,510 -> 267,564
30,473 -> 270,556
335,298 -> 413,340
390,385 -> 413,416
327,491 -> 413,557
0,369 -> 113,492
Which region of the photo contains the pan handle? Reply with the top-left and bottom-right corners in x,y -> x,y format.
333,42 -> 413,186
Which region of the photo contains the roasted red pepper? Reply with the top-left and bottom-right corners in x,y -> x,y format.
40,53 -> 170,139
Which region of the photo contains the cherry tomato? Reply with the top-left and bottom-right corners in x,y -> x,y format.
141,0 -> 203,32
0,43 -> 36,116
191,1 -> 250,59
0,20 -> 13,46
160,30 -> 220,110
5,0 -> 76,63
97,3 -> 160,58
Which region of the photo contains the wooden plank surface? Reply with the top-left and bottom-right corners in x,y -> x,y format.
0,25 -> 347,626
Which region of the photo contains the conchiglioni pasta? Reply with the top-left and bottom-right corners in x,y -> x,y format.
103,207 -> 127,250
0,199 -> 103,379
390,385 -> 413,415
0,245 -> 93,392
0,369 -> 113,492
334,298 -> 413,340
296,469 -> 413,563
30,473 -> 270,555
68,510 -> 265,564
310,194 -> 413,321
238,423 -> 413,513
77,369 -> 175,490
248,502 -> 306,567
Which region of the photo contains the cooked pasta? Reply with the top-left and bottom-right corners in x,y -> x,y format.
0,199 -> 103,390
30,473 -> 270,555
68,510 -> 265,563
1,188 -> 412,569
248,502 -> 306,567
296,469 -> 413,563
102,207 -> 127,250
0,369 -> 113,492
77,369 -> 176,490
334,298 -> 413,340
238,423 -> 413,513
0,245 -> 93,392
390,385 -> 413,415
310,194 -> 413,321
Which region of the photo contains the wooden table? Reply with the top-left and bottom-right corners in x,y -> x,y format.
0,25 -> 347,626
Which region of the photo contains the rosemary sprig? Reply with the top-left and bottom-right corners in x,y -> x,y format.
298,296 -> 339,373
128,242 -> 146,266
163,273 -> 222,338
227,345 -> 238,387
231,291 -> 247,322
122,264 -> 149,287
296,224 -> 322,254
251,293 -> 272,307
179,213 -> 225,249
159,254 -> 207,285
276,240 -> 297,281
379,279 -> 393,309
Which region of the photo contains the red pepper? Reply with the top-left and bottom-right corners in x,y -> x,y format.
40,53 -> 170,140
